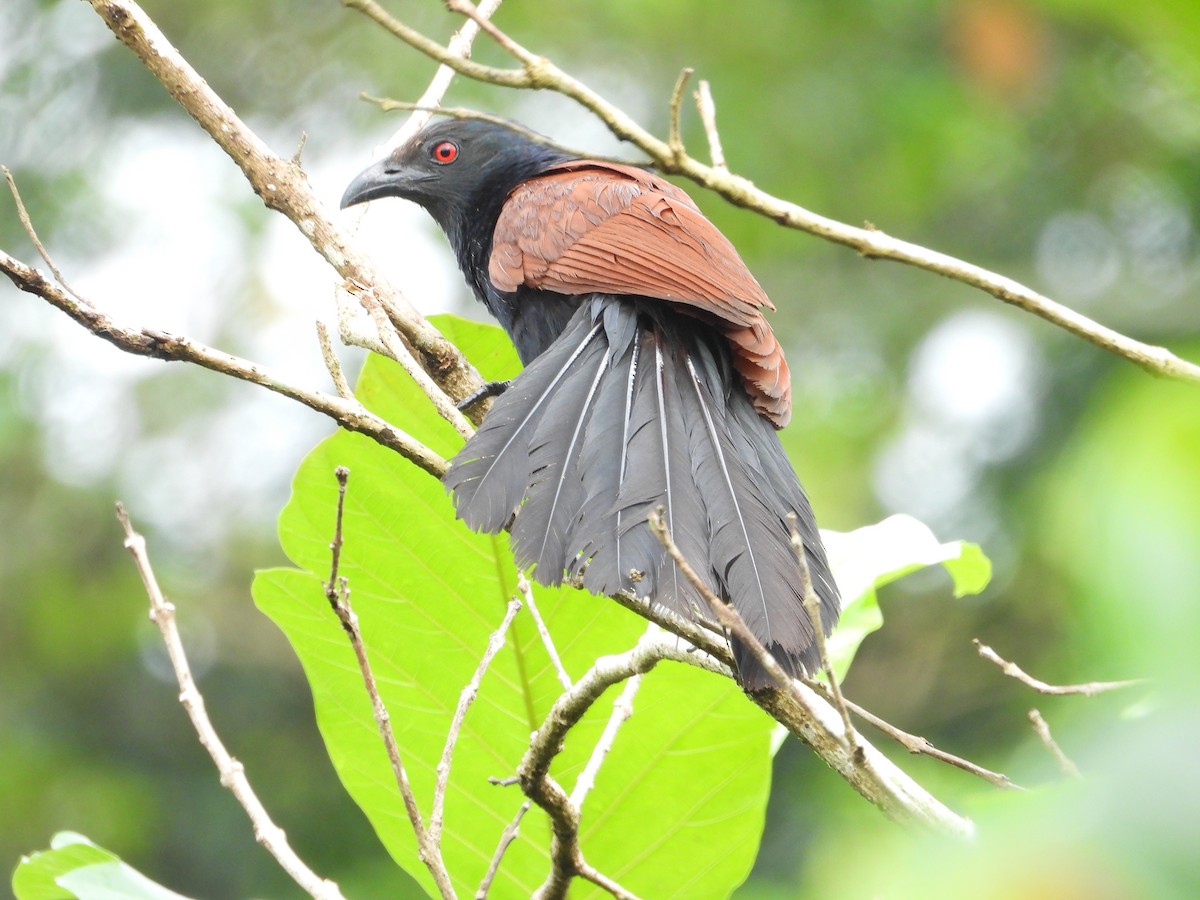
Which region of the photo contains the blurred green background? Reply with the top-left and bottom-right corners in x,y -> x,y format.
3,0 -> 1199,896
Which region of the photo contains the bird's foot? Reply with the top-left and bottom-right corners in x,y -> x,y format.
457,379 -> 510,412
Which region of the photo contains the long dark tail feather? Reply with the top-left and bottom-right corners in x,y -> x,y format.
443,297 -> 841,690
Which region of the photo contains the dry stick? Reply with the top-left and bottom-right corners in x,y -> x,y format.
316,320 -> 356,400
114,504 -> 345,900
378,0 -> 505,154
520,636 -> 677,900
570,663 -> 644,811
0,252 -> 447,479
322,468 -> 456,899
667,67 -> 694,165
1028,709 -> 1082,779
332,282 -> 399,376
430,597 -> 524,846
3,165 -> 80,296
476,802 -> 531,899
364,299 -> 475,440
973,639 -> 1145,697
395,0 -> 1200,385
693,81 -> 727,172
363,100 -> 648,166
84,0 -> 483,408
647,508 -> 810,701
517,571 -> 572,691
805,680 -> 1022,791
788,512 -> 860,759
645,510 -> 974,834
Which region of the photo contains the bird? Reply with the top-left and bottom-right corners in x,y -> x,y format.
341,118 -> 840,690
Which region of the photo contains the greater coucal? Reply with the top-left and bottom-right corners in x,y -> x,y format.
342,119 -> 840,690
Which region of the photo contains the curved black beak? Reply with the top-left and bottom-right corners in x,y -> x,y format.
340,159 -> 395,209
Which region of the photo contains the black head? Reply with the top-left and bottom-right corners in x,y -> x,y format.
340,119 -> 567,233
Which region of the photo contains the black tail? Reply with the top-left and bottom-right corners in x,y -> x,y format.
443,297 -> 840,690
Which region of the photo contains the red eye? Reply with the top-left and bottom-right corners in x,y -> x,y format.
431,140 -> 459,164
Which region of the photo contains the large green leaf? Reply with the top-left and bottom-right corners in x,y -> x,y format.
820,513 -> 992,681
253,317 -> 774,898
13,832 -> 191,900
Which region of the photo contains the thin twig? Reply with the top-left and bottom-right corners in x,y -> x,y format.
805,680 -> 1022,790
476,802 -> 531,899
521,631 -> 672,899
364,295 -> 475,441
362,99 -> 651,167
645,511 -> 973,831
431,597 -> 524,845
573,857 -> 640,900
570,660 -> 644,810
788,512 -> 860,758
321,468 -> 456,899
1028,709 -> 1081,778
379,0 -> 505,154
366,99 -> 549,143
316,320 -> 355,400
517,571 -> 572,691
445,0 -> 524,58
667,68 -> 693,166
0,252 -> 446,478
3,165 -> 80,296
693,81 -> 727,171
342,0 -> 528,87
114,503 -> 345,900
647,508 -> 806,698
974,639 -> 1145,697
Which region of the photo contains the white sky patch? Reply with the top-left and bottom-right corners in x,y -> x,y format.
873,309 -> 1042,530
907,310 -> 1040,459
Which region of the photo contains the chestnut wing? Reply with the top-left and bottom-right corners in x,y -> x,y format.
490,160 -> 792,426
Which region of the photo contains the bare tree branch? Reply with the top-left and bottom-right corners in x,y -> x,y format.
115,504 -> 345,900
644,509 -> 974,835
517,571 -> 572,691
519,630 -> 675,900
376,0 -> 505,154
805,680 -> 1022,791
316,320 -> 356,401
431,597 -> 524,845
570,630 -> 647,811
321,468 -> 456,898
692,81 -> 727,172
476,802 -> 531,899
3,164 -> 80,296
667,68 -> 694,167
974,639 -> 1145,697
85,0 -> 484,408
0,251 -> 446,479
788,513 -> 860,759
363,297 -> 475,440
647,508 -> 800,697
1028,709 -> 1082,779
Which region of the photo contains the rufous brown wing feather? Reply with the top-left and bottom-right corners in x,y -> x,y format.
489,160 -> 792,427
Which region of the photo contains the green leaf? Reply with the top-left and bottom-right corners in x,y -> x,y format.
13,832 -> 191,900
253,316 -> 774,899
821,513 -> 993,680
